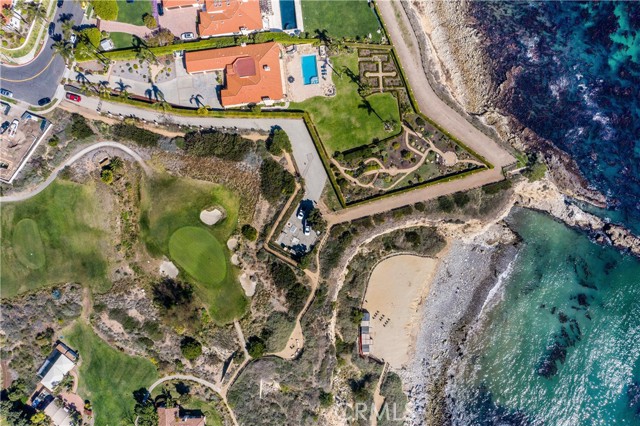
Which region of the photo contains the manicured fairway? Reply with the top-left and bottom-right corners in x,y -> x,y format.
65,322 -> 158,426
12,218 -> 45,269
291,52 -> 400,153
1,180 -> 110,298
169,226 -> 227,285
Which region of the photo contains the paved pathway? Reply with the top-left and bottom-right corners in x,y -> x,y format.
148,374 -> 221,394
0,141 -> 149,203
233,320 -> 250,359
377,0 -> 516,170
91,19 -> 152,38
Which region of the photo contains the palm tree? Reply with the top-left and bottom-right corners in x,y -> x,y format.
135,46 -> 157,66
97,80 -> 111,97
358,98 -> 382,121
52,40 -> 73,65
25,2 -> 47,23
61,19 -> 75,38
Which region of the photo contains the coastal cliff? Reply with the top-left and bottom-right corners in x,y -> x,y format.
402,0 -> 606,207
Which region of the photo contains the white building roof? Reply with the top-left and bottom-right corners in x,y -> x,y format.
39,353 -> 75,391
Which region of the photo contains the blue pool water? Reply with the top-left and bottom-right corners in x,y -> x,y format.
280,0 -> 297,30
301,55 -> 318,85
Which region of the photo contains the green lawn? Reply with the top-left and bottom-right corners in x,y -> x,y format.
301,0 -> 382,42
1,180 -> 110,298
116,0 -> 153,25
291,52 -> 401,153
140,173 -> 247,324
65,322 -> 158,426
150,382 -> 225,426
110,31 -> 137,49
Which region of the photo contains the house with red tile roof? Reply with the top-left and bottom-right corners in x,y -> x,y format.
162,0 -> 202,9
158,407 -> 206,426
184,42 -> 284,107
197,0 -> 263,38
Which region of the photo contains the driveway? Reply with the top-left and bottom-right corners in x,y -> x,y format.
0,0 -> 84,104
158,7 -> 197,37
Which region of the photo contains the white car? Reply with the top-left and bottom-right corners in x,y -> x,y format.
8,119 -> 19,137
304,224 -> 310,236
297,209 -> 304,220
180,32 -> 195,41
69,33 -> 77,45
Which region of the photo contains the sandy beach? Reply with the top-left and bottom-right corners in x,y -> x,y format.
363,255 -> 440,369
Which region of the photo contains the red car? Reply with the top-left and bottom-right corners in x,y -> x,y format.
66,92 -> 81,102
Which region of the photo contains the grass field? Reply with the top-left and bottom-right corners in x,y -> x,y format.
301,0 -> 382,42
65,322 -> 158,426
0,180 -> 110,298
116,0 -> 153,25
110,31 -> 136,49
140,174 -> 247,323
291,52 -> 400,153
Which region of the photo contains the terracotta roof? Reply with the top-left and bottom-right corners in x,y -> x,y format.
185,42 -> 283,107
162,0 -> 201,9
197,0 -> 262,37
158,408 -> 206,426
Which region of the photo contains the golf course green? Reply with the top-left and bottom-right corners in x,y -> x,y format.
169,226 -> 227,285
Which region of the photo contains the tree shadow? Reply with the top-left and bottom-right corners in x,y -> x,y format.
75,71 -> 90,84
58,12 -> 73,23
115,79 -> 132,93
189,94 -> 204,108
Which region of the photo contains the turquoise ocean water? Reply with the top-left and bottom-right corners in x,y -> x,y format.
448,209 -> 640,425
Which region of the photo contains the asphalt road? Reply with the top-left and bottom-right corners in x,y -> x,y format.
0,0 -> 84,105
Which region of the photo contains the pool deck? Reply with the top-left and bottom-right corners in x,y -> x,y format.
263,0 -> 304,32
282,44 -> 334,102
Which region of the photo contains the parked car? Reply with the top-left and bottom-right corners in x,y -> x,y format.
38,97 -> 51,106
157,3 -> 164,15
48,22 -> 55,36
0,121 -> 9,134
8,119 -> 19,137
180,32 -> 195,41
65,92 -> 81,102
69,33 -> 77,45
0,88 -> 13,98
304,224 -> 311,236
297,209 -> 304,220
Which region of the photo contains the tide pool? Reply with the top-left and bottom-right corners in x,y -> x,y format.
448,209 -> 640,425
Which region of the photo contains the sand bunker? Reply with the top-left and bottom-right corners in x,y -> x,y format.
240,273 -> 256,297
200,208 -> 225,226
363,255 -> 439,368
159,260 -> 179,278
231,254 -> 240,266
227,238 -> 238,251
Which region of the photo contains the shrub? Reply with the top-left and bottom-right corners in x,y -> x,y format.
241,224 -> 258,241
91,0 -> 118,21
453,191 -> 470,207
80,27 -> 101,48
112,123 -> 160,147
319,390 -> 334,408
483,179 -> 512,194
142,14 -> 157,29
246,336 -> 266,358
183,130 -> 252,161
269,261 -> 309,313
437,195 -> 454,212
180,336 -> 202,360
100,169 -> 114,184
267,128 -> 292,155
152,278 -> 193,309
48,135 -> 59,147
260,158 -> 295,202
306,208 -> 326,233
69,113 -> 95,139
173,136 -> 185,149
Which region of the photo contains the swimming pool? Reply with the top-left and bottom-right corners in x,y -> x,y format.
280,0 -> 297,30
301,55 -> 318,85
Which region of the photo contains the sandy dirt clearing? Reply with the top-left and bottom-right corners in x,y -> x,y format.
363,254 -> 440,368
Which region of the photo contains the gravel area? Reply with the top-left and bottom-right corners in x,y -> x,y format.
400,225 -> 520,425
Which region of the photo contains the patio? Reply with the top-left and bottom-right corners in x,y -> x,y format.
282,44 -> 335,102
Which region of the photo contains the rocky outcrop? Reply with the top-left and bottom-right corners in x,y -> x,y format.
403,0 -> 606,207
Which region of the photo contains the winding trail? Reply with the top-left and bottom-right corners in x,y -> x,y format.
0,141 -> 150,203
